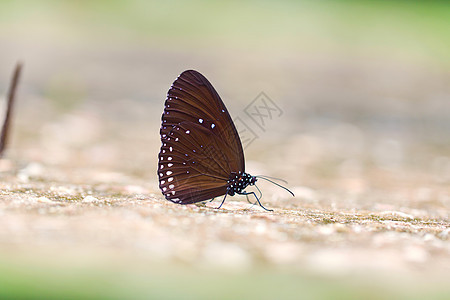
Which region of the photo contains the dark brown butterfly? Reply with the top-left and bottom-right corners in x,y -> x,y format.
157,70 -> 293,211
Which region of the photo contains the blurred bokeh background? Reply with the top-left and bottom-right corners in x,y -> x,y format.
1,0 -> 449,181
0,0 -> 449,298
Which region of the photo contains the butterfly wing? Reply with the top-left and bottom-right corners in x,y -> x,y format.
158,70 -> 245,204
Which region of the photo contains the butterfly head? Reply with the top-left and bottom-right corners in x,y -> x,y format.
249,174 -> 257,185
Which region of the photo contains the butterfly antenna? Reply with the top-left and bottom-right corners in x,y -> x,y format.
256,176 -> 295,197
0,62 -> 22,158
255,175 -> 288,185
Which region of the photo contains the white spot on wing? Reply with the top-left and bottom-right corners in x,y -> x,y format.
171,191 -> 176,195
168,177 -> 174,182
163,187 -> 167,191
169,184 -> 175,189
186,130 -> 190,134
168,157 -> 173,161
199,118 -> 203,123
166,171 -> 173,175
168,163 -> 173,167
161,180 -> 165,184
211,123 -> 215,129
169,147 -> 173,152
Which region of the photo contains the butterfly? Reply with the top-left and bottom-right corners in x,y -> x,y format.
157,70 -> 293,211
0,63 -> 22,158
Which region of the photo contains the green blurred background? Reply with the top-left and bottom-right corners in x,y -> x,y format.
0,0 -> 448,173
0,0 -> 449,298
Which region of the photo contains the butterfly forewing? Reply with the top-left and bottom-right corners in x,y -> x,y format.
158,70 -> 245,204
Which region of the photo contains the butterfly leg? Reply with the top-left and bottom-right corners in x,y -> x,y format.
240,191 -> 273,212
215,193 -> 228,209
245,194 -> 255,204
209,197 -> 216,203
245,194 -> 259,209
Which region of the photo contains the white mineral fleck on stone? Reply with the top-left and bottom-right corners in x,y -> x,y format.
379,211 -> 414,220
82,196 -> 99,203
37,196 -> 55,204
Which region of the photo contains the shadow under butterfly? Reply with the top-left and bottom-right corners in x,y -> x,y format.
158,70 -> 294,211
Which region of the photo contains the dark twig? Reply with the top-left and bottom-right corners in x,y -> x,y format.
0,62 -> 22,158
